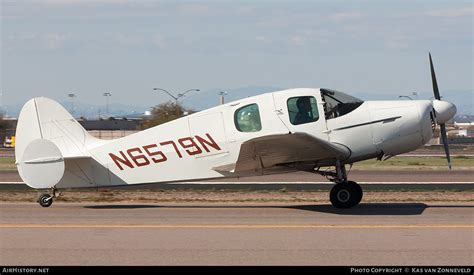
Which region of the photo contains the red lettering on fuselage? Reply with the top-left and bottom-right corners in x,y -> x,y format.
109,151 -> 134,171
159,140 -> 183,158
127,147 -> 150,167
143,144 -> 167,163
178,137 -> 202,155
108,133 -> 222,170
195,133 -> 221,152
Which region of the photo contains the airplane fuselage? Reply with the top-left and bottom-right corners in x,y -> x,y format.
53,88 -> 435,188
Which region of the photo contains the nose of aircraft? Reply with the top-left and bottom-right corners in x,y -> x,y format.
432,100 -> 456,124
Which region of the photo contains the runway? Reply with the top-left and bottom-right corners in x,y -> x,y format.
1,202 -> 472,265
1,170 -> 473,192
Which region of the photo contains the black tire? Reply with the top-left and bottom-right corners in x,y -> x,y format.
38,194 -> 53,208
348,181 -> 363,205
330,182 -> 359,209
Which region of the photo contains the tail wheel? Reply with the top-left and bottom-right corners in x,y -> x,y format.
330,181 -> 362,209
38,194 -> 53,208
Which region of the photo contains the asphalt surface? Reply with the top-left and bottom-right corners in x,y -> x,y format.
0,202 -> 473,265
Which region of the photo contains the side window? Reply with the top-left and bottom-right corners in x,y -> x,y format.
287,96 -> 319,125
234,104 -> 262,132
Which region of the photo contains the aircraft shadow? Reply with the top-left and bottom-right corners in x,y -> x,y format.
84,205 -> 162,209
286,203 -> 429,215
287,203 -> 474,215
83,203 -> 474,215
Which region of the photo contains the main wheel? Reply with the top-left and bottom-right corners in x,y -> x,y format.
348,180 -> 363,205
38,194 -> 53,207
330,182 -> 361,209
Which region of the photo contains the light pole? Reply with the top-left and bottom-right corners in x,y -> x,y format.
398,95 -> 413,100
0,90 -> 3,115
68,93 -> 76,116
399,92 -> 419,100
218,91 -> 228,105
153,88 -> 200,102
103,92 -> 112,118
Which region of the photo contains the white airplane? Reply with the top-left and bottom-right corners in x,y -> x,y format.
14,54 -> 456,208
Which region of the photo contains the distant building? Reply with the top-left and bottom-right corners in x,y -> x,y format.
78,118 -> 141,131
77,118 -> 142,140
1,117 -> 145,145
454,122 -> 474,127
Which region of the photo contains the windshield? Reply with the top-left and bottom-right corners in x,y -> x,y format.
320,88 -> 364,119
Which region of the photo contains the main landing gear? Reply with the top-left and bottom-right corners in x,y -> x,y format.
330,180 -> 363,209
315,161 -> 363,208
37,187 -> 60,207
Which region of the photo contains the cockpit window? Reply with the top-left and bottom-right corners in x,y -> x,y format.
287,96 -> 319,125
234,103 -> 262,132
321,88 -> 364,119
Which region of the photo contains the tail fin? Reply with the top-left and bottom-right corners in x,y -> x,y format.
15,97 -> 104,188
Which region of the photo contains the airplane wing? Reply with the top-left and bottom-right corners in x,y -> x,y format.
214,132 -> 350,174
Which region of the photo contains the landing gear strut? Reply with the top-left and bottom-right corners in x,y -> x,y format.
37,187 -> 60,208
328,161 -> 363,208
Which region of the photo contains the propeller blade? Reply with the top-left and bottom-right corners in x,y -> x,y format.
439,123 -> 452,170
429,53 -> 441,100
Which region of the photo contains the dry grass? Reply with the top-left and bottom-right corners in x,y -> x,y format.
353,156 -> 474,170
1,189 -> 472,204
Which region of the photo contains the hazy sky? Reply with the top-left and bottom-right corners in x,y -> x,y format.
1,0 -> 473,107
